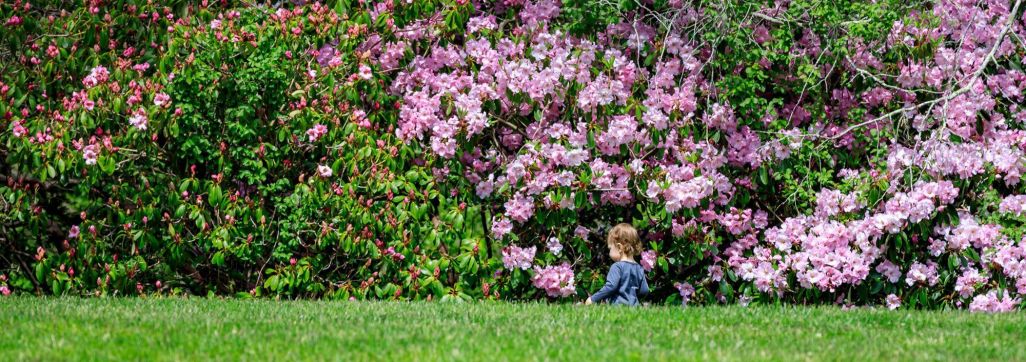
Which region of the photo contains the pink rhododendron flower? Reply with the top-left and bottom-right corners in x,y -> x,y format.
702,102 -> 736,131
675,282 -> 695,306
546,237 -> 562,256
502,245 -> 536,270
11,120 -> 27,137
876,260 -> 902,283
306,124 -> 328,142
885,294 -> 901,310
905,261 -> 939,287
531,263 -> 576,298
82,66 -> 109,88
82,144 -> 99,165
574,226 -> 589,240
129,112 -> 148,130
317,165 -> 332,178
999,195 -> 1026,216
504,193 -> 535,223
640,250 -> 656,272
154,93 -> 171,107
475,176 -> 494,198
969,291 -> 1020,313
954,268 -> 988,298
466,15 -> 497,33
358,64 -> 373,80
492,216 -> 513,239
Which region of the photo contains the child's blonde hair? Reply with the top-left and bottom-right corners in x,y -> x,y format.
607,223 -> 642,258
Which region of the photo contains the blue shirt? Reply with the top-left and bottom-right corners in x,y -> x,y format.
589,261 -> 649,306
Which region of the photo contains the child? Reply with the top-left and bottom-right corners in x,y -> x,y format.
585,223 -> 649,306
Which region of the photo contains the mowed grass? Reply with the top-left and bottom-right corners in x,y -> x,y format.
1,297 -> 1024,361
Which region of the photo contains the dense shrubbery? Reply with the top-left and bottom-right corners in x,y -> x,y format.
2,0 -> 1026,311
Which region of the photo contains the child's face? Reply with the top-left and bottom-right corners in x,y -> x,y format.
607,241 -> 622,261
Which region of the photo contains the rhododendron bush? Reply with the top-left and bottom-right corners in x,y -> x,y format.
3,1 -> 1026,311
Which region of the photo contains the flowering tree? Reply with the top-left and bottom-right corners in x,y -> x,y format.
2,0 -> 1026,311
390,0 -> 1026,310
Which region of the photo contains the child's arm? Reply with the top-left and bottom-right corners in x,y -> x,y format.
588,264 -> 622,303
639,275 -> 650,296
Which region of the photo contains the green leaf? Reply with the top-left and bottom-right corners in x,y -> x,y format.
211,251 -> 225,267
209,185 -> 223,207
99,156 -> 116,175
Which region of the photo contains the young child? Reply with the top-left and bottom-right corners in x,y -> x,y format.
585,223 -> 649,306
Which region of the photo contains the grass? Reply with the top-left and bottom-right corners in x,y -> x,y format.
1,297 -> 1024,361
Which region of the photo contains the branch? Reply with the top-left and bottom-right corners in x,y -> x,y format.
751,12 -> 784,24
828,0 -> 1022,141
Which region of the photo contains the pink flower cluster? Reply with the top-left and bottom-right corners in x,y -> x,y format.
674,282 -> 695,305
376,0 -> 1026,309
306,124 -> 328,142
491,216 -> 513,239
999,195 -> 1026,216
905,261 -> 940,287
640,250 -> 656,272
82,66 -> 110,88
969,291 -> 1020,313
885,294 -> 901,310
502,245 -> 536,270
546,237 -> 562,256
954,268 -> 988,298
531,263 -> 576,298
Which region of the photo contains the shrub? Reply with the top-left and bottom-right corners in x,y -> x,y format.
2,0 -> 1025,311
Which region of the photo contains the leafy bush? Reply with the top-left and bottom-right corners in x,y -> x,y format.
0,1 -> 494,301
2,0 -> 1026,311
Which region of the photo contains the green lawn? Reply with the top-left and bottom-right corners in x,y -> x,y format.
1,297 -> 1024,361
